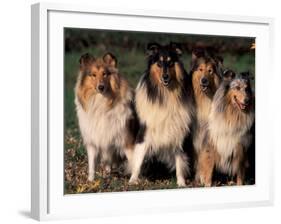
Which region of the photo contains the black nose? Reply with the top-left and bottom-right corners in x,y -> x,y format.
244,97 -> 250,105
200,77 -> 209,86
162,74 -> 169,81
98,84 -> 105,92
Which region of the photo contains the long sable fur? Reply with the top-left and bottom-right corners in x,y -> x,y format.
75,54 -> 138,180
190,51 -> 223,181
208,80 -> 254,175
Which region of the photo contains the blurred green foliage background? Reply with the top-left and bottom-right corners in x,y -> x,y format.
64,28 -> 255,129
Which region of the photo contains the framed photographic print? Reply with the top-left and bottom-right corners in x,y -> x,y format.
31,2 -> 274,221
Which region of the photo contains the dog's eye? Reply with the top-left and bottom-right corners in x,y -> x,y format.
91,73 -> 96,77
236,86 -> 241,90
168,61 -> 174,67
208,69 -> 213,74
103,72 -> 107,77
199,68 -> 203,72
157,61 -> 162,67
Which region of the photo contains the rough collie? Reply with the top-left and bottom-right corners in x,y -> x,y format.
75,52 -> 137,181
196,72 -> 254,186
190,48 -> 226,182
129,43 -> 194,187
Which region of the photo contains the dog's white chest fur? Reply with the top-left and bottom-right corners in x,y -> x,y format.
136,87 -> 192,150
75,93 -> 132,150
209,108 -> 254,172
209,120 -> 244,159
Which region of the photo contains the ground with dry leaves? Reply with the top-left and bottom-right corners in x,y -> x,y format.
64,127 -> 183,194
64,127 -> 254,194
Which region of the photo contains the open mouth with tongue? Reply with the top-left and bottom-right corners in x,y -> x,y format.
234,96 -> 248,111
161,78 -> 170,86
200,85 -> 208,92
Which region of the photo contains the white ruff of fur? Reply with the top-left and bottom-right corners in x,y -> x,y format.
75,82 -> 133,158
135,82 -> 192,168
209,102 -> 254,174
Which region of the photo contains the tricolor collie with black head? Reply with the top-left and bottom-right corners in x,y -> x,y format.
197,71 -> 254,186
129,42 -> 194,187
75,52 -> 137,181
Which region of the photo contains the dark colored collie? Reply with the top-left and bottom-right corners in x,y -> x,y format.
75,52 -> 137,181
129,42 -> 194,187
196,72 -> 254,186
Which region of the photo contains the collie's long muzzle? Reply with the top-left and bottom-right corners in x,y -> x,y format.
97,83 -> 106,93
161,74 -> 170,86
200,76 -> 209,92
234,96 -> 250,111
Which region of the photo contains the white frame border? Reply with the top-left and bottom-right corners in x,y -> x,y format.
31,2 -> 274,221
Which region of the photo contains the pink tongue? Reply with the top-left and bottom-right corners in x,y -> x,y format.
240,104 -> 246,110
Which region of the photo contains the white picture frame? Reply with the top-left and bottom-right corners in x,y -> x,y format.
31,2 -> 274,221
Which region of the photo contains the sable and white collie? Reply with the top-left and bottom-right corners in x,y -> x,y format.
129,43 -> 194,187
197,72 -> 254,186
75,52 -> 137,181
190,48 -> 224,182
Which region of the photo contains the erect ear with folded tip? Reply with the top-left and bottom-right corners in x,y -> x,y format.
240,71 -> 254,83
106,66 -> 119,75
170,42 -> 183,56
215,55 -> 224,65
190,48 -> 205,72
191,47 -> 206,62
240,71 -> 250,79
147,42 -> 160,56
103,52 -> 117,68
223,69 -> 236,82
79,53 -> 95,70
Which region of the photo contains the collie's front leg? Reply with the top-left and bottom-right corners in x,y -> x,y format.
124,147 -> 134,174
233,144 -> 246,185
195,149 -> 215,187
129,143 -> 147,184
101,149 -> 113,177
175,152 -> 188,187
86,144 -> 97,182
236,168 -> 245,186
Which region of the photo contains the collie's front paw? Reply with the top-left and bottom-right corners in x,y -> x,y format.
237,178 -> 243,186
88,173 -> 95,182
102,165 -> 111,177
195,174 -> 211,187
128,176 -> 140,185
177,178 -> 187,187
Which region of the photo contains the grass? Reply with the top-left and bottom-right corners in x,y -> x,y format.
64,45 -> 255,194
